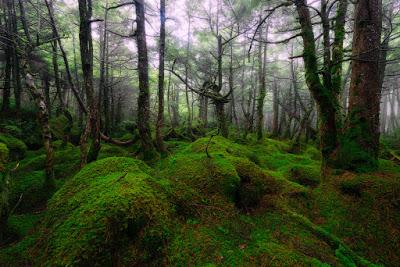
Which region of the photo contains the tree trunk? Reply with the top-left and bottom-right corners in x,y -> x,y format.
135,0 -> 157,160
25,72 -> 54,188
295,0 -> 341,168
2,52 -> 11,113
341,0 -> 382,170
256,22 -> 268,140
156,0 -> 166,152
272,79 -> 279,136
78,0 -> 101,167
215,102 -> 228,138
8,0 -> 22,112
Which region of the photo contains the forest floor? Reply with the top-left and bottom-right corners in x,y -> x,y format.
0,134 -> 399,266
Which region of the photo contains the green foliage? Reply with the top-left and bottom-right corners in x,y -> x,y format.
32,157 -> 173,266
0,134 -> 27,160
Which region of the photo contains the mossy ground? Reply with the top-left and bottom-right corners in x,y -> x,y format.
0,135 -> 399,266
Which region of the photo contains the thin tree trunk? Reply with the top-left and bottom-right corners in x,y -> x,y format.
156,0 -> 166,152
44,0 -> 87,114
256,22 -> 268,140
272,79 -> 279,136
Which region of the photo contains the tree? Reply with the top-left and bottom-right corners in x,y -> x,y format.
156,0 -> 167,153
78,0 -> 101,167
294,0 -> 348,168
135,0 -> 157,160
337,0 -> 383,169
256,21 -> 268,140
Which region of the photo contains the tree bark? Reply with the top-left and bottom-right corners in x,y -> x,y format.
256,22 -> 268,140
78,0 -> 101,167
341,0 -> 382,169
156,0 -> 167,152
25,72 -> 54,188
272,79 -> 279,136
135,0 -> 157,160
295,0 -> 342,167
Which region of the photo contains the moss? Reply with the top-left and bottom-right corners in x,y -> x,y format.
233,158 -> 282,209
2,135 -> 397,265
9,171 -> 53,212
288,165 -> 321,187
0,234 -> 39,266
7,213 -> 43,238
98,143 -> 131,159
32,157 -> 173,266
304,145 -> 322,161
49,115 -> 71,141
0,143 -> 9,171
339,178 -> 363,197
0,134 -> 27,160
9,145 -> 81,212
161,152 -> 239,218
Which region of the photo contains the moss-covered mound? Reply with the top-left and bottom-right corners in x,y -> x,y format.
31,157 -> 173,266
288,164 -> 321,187
0,134 -> 27,160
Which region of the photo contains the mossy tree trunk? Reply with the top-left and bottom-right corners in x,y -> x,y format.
215,101 -> 229,138
338,0 -> 382,170
25,72 -> 55,188
295,0 -> 340,167
256,22 -> 268,141
135,0 -> 157,160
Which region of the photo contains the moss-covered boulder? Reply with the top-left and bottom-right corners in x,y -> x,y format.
32,157 -> 173,266
0,134 -> 27,160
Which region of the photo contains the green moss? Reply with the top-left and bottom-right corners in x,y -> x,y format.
0,143 -> 9,171
32,157 -> 173,266
49,115 -> 71,141
2,135 -> 397,265
9,171 -> 52,212
98,143 -> 131,159
0,134 -> 27,160
233,158 -> 282,209
288,165 -> 321,187
304,145 -> 322,161
7,213 -> 43,238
